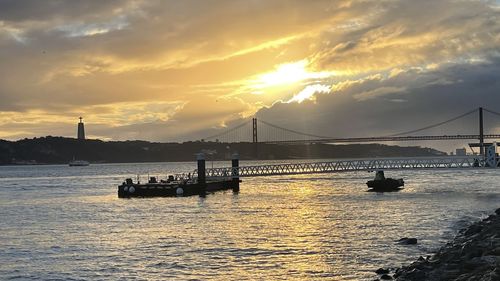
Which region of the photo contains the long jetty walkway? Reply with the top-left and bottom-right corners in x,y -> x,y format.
194,155 -> 495,179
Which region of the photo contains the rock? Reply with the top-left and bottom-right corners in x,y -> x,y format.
479,269 -> 499,281
376,268 -> 390,275
455,273 -> 472,281
393,268 -> 403,278
485,214 -> 496,222
402,268 -> 426,280
464,247 -> 483,259
438,269 -> 461,280
380,274 -> 392,280
473,255 -> 499,265
391,208 -> 500,281
397,237 -> 418,245
486,246 -> 500,256
464,224 -> 483,236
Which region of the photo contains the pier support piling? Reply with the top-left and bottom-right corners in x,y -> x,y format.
231,153 -> 240,192
197,153 -> 206,195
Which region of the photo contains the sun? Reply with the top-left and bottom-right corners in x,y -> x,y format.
258,60 -> 309,87
252,60 -> 335,90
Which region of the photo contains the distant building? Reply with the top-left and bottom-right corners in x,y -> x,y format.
456,148 -> 466,156
77,117 -> 85,140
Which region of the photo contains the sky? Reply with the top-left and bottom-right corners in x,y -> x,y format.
0,0 -> 499,150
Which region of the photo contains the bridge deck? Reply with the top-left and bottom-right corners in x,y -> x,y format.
263,134 -> 500,144
201,156 -> 486,178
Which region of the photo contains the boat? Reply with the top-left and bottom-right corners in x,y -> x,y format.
69,160 -> 90,166
366,170 -> 404,192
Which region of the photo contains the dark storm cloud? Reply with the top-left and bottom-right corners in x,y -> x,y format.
0,0 -> 128,22
256,57 -> 500,140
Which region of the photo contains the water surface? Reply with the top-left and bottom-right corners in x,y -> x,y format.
0,161 -> 499,280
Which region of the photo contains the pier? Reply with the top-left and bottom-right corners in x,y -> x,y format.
202,155 -> 486,179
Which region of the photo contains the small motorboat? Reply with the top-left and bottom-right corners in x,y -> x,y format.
366,170 -> 404,192
69,159 -> 90,166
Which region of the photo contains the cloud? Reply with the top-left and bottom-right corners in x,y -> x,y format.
288,84 -> 331,103
311,0 -> 500,72
0,0 -> 499,146
0,0 -> 129,22
354,86 -> 406,101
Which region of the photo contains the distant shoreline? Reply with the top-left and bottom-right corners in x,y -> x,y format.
0,155 -> 450,167
0,136 -> 446,165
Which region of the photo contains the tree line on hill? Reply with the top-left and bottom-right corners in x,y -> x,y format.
0,136 -> 445,165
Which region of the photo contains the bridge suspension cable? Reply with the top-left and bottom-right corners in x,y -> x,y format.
257,108 -> 480,141
257,119 -> 332,141
484,108 -> 500,118
203,120 -> 251,142
385,108 -> 478,137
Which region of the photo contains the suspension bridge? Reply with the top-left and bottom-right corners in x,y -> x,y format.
202,107 -> 500,152
190,107 -> 500,178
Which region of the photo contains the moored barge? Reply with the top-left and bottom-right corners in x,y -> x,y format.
118,177 -> 239,198
118,153 -> 240,198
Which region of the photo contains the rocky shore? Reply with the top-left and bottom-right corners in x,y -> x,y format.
376,208 -> 500,280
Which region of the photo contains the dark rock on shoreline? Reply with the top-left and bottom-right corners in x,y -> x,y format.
376,268 -> 390,275
397,237 -> 418,245
394,208 -> 500,280
380,274 -> 393,280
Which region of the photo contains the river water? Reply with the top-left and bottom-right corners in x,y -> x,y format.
0,160 -> 499,280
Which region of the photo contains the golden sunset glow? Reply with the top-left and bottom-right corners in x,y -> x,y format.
0,1 -> 498,141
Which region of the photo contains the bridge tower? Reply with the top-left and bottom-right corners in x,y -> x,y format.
252,118 -> 259,159
252,118 -> 258,143
479,107 -> 484,155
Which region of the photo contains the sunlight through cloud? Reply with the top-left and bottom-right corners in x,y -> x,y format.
288,84 -> 331,103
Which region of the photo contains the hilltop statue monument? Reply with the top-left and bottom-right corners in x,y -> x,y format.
77,117 -> 85,140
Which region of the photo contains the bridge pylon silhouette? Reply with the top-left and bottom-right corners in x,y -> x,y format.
479,107 -> 484,155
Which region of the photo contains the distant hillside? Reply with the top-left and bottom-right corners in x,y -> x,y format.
0,136 -> 446,165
